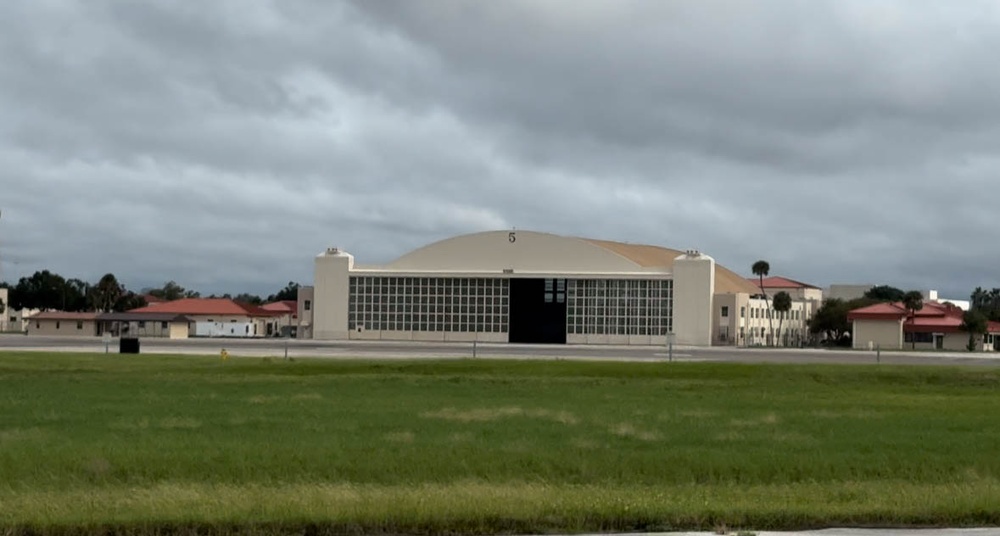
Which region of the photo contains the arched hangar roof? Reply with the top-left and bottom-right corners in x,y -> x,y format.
379,230 -> 757,294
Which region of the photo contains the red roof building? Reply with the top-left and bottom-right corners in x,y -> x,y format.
259,300 -> 299,337
128,298 -> 281,318
847,301 -> 1000,351
261,300 -> 298,317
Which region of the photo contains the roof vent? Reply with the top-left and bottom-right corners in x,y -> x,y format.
326,247 -> 340,255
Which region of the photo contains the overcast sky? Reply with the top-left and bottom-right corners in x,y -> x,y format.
2,1 -> 998,299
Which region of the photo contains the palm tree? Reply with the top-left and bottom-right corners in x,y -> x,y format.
752,260 -> 774,345
902,290 -> 924,350
772,291 -> 793,347
961,309 -> 987,352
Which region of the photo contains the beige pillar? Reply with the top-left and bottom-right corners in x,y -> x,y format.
313,248 -> 353,340
672,251 -> 716,346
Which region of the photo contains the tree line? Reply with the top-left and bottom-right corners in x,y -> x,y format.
0,271 -> 300,313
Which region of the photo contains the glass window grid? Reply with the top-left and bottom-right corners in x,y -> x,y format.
348,276 -> 509,333
566,279 -> 673,336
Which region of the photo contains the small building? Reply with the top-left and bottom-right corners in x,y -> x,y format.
27,312 -> 100,336
126,298 -> 283,338
96,312 -> 194,339
847,301 -> 1000,351
297,286 -> 314,339
260,300 -> 298,337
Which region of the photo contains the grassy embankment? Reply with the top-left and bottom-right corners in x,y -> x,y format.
2,351 -> 1000,535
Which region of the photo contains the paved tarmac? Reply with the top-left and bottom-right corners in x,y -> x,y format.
2,334 -> 1000,366
593,531 -> 1000,536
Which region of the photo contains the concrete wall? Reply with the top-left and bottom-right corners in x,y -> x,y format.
712,293 -> 743,345
909,332 -> 989,352
672,252 -> 715,346
168,322 -> 190,339
110,320 -> 191,339
314,248 -> 352,340
348,330 -> 507,343
297,286 -> 314,339
6,308 -> 38,333
28,319 -> 98,336
852,319 -> 903,350
763,287 -> 823,302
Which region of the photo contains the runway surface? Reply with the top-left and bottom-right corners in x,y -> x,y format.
2,334 -> 1000,366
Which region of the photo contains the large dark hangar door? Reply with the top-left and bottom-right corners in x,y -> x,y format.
509,278 -> 567,344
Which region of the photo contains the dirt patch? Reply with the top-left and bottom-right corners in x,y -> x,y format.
715,430 -> 746,442
248,395 -> 283,404
0,427 -> 48,444
608,422 -> 660,441
731,412 -> 780,427
449,432 -> 475,442
571,437 -> 601,449
159,417 -> 202,430
384,431 -> 415,443
421,406 -> 579,425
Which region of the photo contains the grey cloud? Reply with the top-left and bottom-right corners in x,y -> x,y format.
2,0 -> 999,300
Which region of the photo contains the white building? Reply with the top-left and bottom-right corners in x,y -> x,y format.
308,230 -> 820,347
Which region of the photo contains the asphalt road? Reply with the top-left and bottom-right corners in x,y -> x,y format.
2,334 -> 1000,366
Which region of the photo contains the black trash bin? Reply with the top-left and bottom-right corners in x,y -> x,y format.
120,337 -> 140,354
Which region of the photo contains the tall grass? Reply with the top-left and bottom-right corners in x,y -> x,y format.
2,352 -> 1000,533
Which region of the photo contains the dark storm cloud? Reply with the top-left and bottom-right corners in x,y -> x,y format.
2,1 -> 999,298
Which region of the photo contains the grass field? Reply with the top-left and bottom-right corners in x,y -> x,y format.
3,351 -> 1000,535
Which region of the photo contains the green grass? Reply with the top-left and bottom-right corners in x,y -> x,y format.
3,352 -> 1000,534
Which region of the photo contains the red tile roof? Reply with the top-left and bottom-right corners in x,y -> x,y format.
261,300 -> 297,314
141,294 -> 167,304
848,301 -> 998,333
747,276 -> 820,290
128,298 -> 281,317
847,302 -> 909,320
29,311 -> 100,321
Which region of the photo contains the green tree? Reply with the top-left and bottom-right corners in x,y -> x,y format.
114,291 -> 147,312
751,260 -> 773,345
148,281 -> 200,301
808,297 -> 877,345
970,287 -> 1000,322
233,293 -> 263,306
961,309 -> 988,352
89,273 -> 124,312
63,279 -> 91,312
864,285 -> 906,302
10,270 -> 69,311
267,282 -> 300,302
772,291 -> 793,347
902,290 -> 924,350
